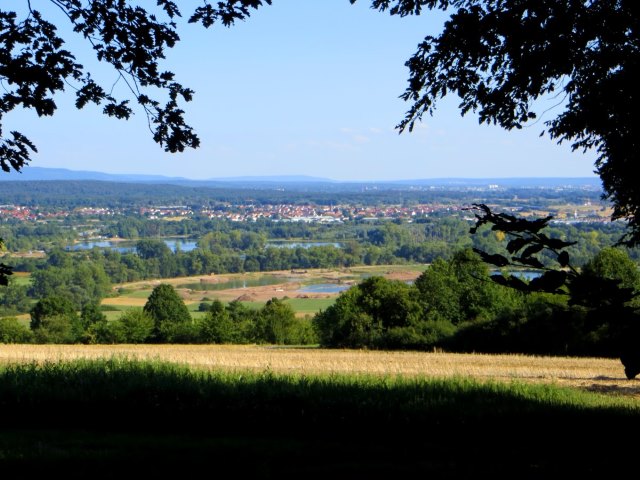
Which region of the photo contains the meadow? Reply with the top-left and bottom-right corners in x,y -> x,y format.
1,344 -> 637,394
4,265 -> 640,475
1,350 -> 639,477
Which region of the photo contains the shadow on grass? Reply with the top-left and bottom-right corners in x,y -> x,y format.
1,358 -> 638,476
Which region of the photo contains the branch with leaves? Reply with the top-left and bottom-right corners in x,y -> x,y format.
467,203 -> 577,295
468,203 -> 637,309
0,0 -> 271,173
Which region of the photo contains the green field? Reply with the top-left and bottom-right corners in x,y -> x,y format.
9,273 -> 32,287
0,358 -> 638,475
283,297 -> 336,315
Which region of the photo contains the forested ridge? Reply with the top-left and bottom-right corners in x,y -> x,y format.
0,179 -> 602,208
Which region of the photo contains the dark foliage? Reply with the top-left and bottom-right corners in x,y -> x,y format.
469,203 -> 640,377
1,1 -> 272,175
363,0 -> 640,246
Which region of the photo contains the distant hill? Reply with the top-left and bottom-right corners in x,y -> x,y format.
0,167 -> 334,185
0,166 -> 601,190
1,167 -> 192,183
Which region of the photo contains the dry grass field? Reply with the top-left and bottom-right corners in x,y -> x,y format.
1,344 -> 638,398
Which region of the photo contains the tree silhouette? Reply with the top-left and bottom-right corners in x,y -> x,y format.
468,203 -> 640,379
0,1 -> 272,175
362,0 -> 639,245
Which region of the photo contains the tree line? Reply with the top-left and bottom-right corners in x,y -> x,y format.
314,247 -> 640,360
1,215 -> 637,318
3,246 -> 637,369
0,284 -> 314,346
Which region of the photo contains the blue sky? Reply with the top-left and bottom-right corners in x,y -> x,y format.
9,1 -> 597,180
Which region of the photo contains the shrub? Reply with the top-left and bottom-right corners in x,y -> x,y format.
0,317 -> 34,343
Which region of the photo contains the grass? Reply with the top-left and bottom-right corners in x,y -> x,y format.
350,264 -> 428,275
103,291 -> 337,317
1,344 -> 636,392
123,288 -> 153,299
283,297 -> 335,315
0,357 -> 638,476
9,273 -> 32,287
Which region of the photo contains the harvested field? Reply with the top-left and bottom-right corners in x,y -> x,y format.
102,297 -> 148,307
1,344 -> 638,398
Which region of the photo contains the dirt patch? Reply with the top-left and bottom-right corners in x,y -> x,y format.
384,270 -> 422,282
212,281 -> 304,303
235,293 -> 257,302
102,297 -> 147,307
3,251 -> 46,259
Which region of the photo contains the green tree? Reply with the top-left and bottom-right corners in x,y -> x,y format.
114,308 -> 154,344
415,249 -> 517,325
143,284 -> 191,342
469,203 -> 640,378
256,298 -> 298,345
198,299 -> 236,344
225,299 -> 259,343
80,302 -> 107,330
136,239 -> 172,260
29,260 -> 111,307
313,277 -> 422,348
313,286 -> 380,348
581,248 -> 640,294
30,296 -> 78,331
0,279 -> 31,314
32,315 -> 79,344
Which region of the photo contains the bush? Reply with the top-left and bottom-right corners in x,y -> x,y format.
33,315 -> 79,344
383,320 -> 456,350
114,309 -> 154,343
0,317 -> 33,343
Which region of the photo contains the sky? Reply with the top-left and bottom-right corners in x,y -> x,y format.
8,0 -> 598,181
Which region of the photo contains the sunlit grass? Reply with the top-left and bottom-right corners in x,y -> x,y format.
1,344 -> 637,397
10,273 -> 32,287
283,297 -> 335,315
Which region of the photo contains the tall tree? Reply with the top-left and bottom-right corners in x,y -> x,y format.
143,283 -> 191,342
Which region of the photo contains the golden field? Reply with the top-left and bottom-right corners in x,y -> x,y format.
1,344 -> 638,398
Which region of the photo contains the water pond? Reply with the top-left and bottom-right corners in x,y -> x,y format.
297,283 -> 351,294
265,241 -> 343,249
179,276 -> 288,291
492,270 -> 542,281
67,238 -> 198,253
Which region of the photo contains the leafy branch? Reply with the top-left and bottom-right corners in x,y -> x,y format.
467,203 -> 638,310
466,203 -> 578,295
